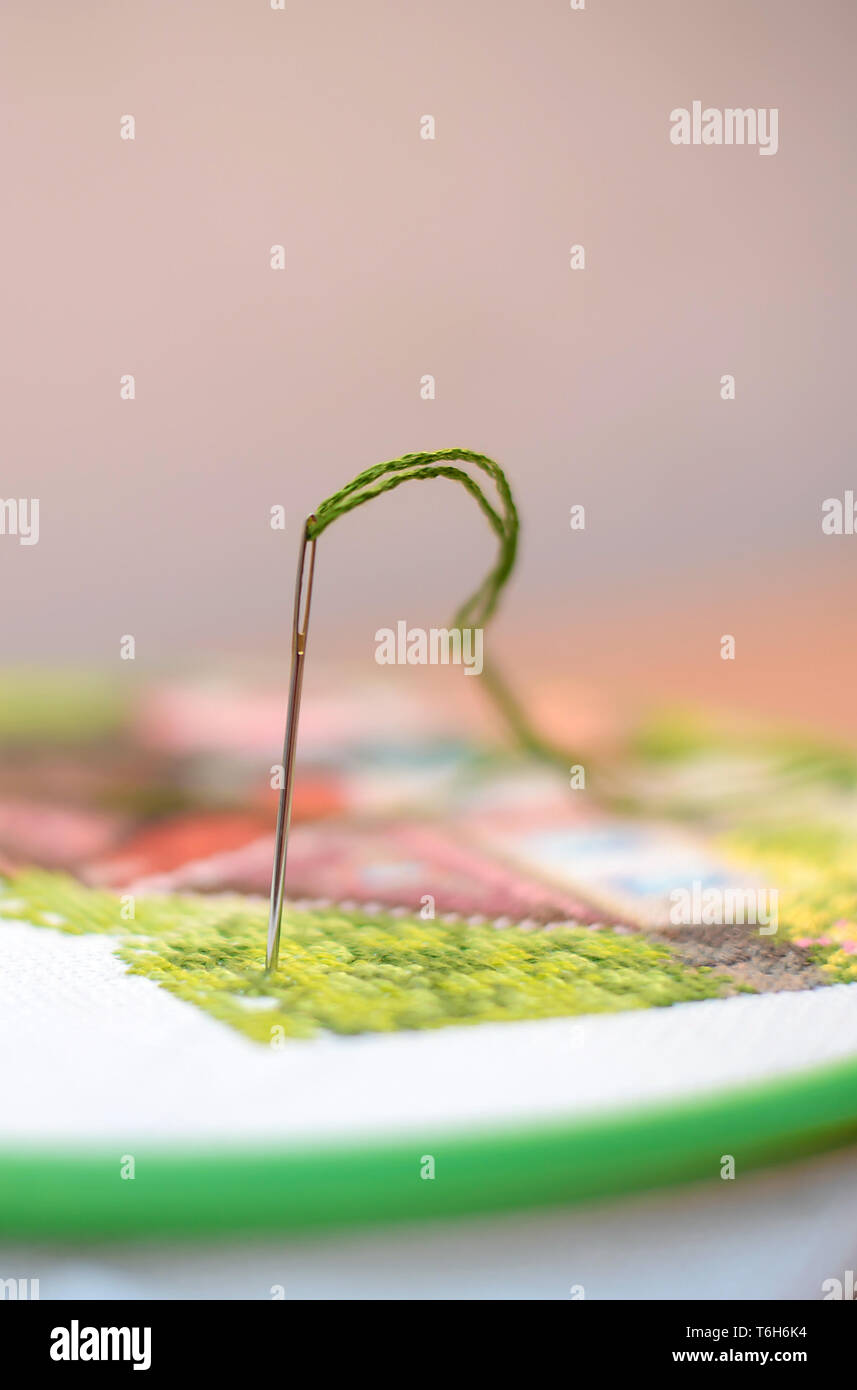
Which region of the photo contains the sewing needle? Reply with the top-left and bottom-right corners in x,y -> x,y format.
266,516 -> 317,973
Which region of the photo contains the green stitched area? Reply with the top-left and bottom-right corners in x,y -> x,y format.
0,872 -> 732,1043
632,708 -> 857,788
0,671 -> 128,744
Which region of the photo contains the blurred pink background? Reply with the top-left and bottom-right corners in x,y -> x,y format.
2,0 -> 856,737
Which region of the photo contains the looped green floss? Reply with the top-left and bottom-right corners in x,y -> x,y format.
306,449 -> 573,768
308,449 -> 518,630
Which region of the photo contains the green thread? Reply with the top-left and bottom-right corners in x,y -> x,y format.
309,449 -> 517,629
307,449 -> 572,766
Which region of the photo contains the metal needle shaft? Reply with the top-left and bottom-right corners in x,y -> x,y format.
266,517 -> 317,973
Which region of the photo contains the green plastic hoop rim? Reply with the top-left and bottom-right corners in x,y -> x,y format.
3,1050 -> 857,1240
